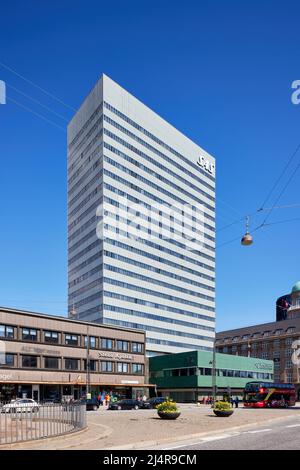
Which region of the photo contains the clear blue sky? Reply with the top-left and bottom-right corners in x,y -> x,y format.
0,0 -> 299,331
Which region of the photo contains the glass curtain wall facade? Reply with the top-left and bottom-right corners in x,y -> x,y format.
68,75 -> 216,355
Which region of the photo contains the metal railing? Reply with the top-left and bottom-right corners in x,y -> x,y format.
0,402 -> 87,445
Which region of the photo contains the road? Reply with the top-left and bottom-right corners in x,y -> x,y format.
158,416 -> 300,450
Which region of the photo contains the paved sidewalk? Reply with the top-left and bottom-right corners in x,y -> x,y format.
2,404 -> 300,450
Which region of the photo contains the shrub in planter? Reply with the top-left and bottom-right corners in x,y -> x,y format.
157,400 -> 181,420
213,400 -> 234,417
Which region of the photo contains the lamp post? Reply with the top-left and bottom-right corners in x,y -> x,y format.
69,304 -> 91,400
211,338 -> 217,406
85,324 -> 91,399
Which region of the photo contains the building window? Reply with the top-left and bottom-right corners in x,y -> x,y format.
242,334 -> 250,340
65,358 -> 79,370
117,362 -> 129,373
84,336 -> 96,348
44,331 -> 59,344
275,329 -> 283,336
65,334 -> 79,346
0,353 -> 14,367
0,325 -> 14,339
273,340 -> 281,349
22,328 -> 37,341
285,359 -> 293,369
263,331 -> 270,337
101,338 -> 114,350
286,327 -> 295,334
232,336 -> 239,342
22,355 -> 38,368
285,348 -> 292,358
261,352 -> 269,359
132,363 -> 144,374
117,340 -> 129,351
44,357 -> 59,369
84,359 -> 97,371
286,372 -> 293,382
101,361 -> 113,372
286,338 -> 293,346
132,342 -> 143,353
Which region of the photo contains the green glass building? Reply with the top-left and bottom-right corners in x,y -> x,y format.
149,350 -> 274,402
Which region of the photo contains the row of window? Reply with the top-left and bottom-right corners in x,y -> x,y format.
103,150 -> 215,225
103,102 -> 215,185
103,308 -> 214,341
1,354 -> 143,374
103,146 -> 215,216
218,327 -> 297,343
0,325 -> 143,353
103,140 -> 215,205
104,215 -> 215,270
69,221 -> 214,293
104,264 -> 214,303
68,102 -> 103,153
102,185 -> 214,245
151,367 -> 273,380
103,290 -> 215,325
218,337 -> 299,353
102,323 -> 214,352
103,277 -> 215,312
104,235 -> 215,281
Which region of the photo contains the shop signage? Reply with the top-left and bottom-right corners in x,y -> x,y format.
254,362 -> 273,371
21,346 -> 60,355
0,374 -> 13,381
197,155 -> 215,175
121,380 -> 139,384
98,351 -> 134,361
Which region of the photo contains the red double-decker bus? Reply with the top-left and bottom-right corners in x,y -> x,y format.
243,381 -> 296,408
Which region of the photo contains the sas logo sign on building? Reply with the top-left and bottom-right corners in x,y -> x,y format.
197,155 -> 215,175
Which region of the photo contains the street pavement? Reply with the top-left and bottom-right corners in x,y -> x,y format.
154,415 -> 300,450
2,405 -> 300,450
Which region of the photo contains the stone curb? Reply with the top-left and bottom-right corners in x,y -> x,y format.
106,413 -> 300,450
0,422 -> 113,450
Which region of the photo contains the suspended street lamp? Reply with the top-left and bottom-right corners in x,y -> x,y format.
241,216 -> 253,246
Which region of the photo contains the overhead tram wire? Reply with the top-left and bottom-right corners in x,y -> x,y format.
0,60 -> 76,111
7,83 -> 70,122
258,142 -> 300,212
7,97 -> 66,132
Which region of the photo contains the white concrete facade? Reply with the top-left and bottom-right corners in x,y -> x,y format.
68,74 -> 216,355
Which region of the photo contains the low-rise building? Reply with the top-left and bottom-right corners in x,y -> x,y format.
216,282 -> 300,399
0,306 -> 149,402
149,350 -> 273,402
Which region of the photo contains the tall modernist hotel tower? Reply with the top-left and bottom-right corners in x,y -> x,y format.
68,75 -> 216,355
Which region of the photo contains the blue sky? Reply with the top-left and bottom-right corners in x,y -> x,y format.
0,0 -> 299,331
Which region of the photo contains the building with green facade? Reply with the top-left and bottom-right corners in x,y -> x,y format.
149,350 -> 274,402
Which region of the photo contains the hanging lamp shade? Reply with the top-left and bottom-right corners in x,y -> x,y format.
241,233 -> 253,246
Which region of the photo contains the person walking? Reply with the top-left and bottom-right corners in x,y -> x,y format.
234,396 -> 239,408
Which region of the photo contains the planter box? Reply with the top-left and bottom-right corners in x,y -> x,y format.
213,409 -> 234,417
157,411 -> 181,420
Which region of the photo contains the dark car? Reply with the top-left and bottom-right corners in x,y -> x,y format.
142,397 -> 166,409
79,397 -> 99,411
108,399 -> 143,410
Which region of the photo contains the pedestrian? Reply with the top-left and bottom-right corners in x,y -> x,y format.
142,394 -> 147,402
234,396 -> 239,408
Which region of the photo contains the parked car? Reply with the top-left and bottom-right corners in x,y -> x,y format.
77,397 -> 100,411
1,399 -> 40,413
142,397 -> 166,409
108,399 -> 143,410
